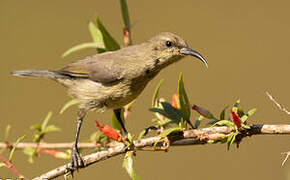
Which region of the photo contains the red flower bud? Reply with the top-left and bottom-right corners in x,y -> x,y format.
230,110 -> 241,128
95,120 -> 121,141
171,93 -> 180,109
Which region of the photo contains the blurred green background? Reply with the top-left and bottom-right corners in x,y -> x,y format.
1,0 -> 290,179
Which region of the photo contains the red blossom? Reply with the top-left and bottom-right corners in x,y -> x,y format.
95,120 -> 122,141
230,110 -> 241,128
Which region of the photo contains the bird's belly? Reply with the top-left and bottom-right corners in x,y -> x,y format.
66,79 -> 148,112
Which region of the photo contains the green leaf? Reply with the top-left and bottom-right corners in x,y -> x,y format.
123,151 -> 140,180
232,99 -> 240,113
159,127 -> 182,138
177,73 -> 191,122
31,124 -> 41,132
4,124 -> 11,140
43,125 -> 61,133
88,22 -> 105,44
237,108 -> 245,118
150,102 -> 183,125
111,108 -> 125,131
62,42 -> 105,57
220,106 -> 228,120
23,147 -> 36,163
152,79 -> 164,107
227,133 -> 236,150
137,129 -> 146,140
0,162 -> 6,168
195,115 -> 203,129
9,135 -> 26,162
241,124 -> 251,129
96,17 -> 120,51
161,102 -> 183,122
120,0 -> 131,31
213,120 -> 234,128
60,99 -> 79,114
248,108 -> 257,117
41,111 -> 53,130
240,108 -> 257,123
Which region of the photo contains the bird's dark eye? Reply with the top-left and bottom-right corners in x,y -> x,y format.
165,41 -> 172,47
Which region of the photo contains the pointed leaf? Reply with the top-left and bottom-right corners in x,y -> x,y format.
159,127 -> 182,138
240,108 -> 257,123
0,162 -> 6,168
60,99 -> 79,114
150,102 -> 183,125
31,124 -> 41,132
111,108 -> 125,131
120,0 -> 131,31
41,111 -> 53,130
88,22 -> 105,45
152,79 -> 164,107
213,120 -> 234,128
178,73 -> 191,121
227,133 -> 236,150
123,151 -> 140,180
9,135 -> 26,162
232,99 -> 240,113
96,17 -> 120,51
161,102 -> 183,122
192,105 -> 215,119
4,125 -> 11,140
248,108 -> 257,116
43,125 -> 61,134
220,106 -> 228,120
62,42 -> 105,57
195,115 -> 203,129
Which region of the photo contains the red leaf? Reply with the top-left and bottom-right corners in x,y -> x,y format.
95,120 -> 121,141
38,148 -> 70,159
230,110 -> 241,128
171,93 -> 180,109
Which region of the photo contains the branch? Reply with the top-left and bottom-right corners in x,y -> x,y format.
0,142 -> 98,149
266,91 -> 290,115
33,124 -> 290,180
0,153 -> 25,178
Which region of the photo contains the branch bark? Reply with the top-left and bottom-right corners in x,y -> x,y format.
32,124 -> 290,180
0,142 -> 98,149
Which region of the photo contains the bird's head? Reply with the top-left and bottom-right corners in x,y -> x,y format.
147,32 -> 208,69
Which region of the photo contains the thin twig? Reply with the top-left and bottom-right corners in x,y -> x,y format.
266,91 -> 290,115
0,153 -> 25,178
281,151 -> 290,166
33,124 -> 290,180
0,142 -> 99,149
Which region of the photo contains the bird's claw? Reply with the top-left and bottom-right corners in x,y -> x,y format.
70,146 -> 84,172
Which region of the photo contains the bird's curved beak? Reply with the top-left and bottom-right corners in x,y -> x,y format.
180,47 -> 208,68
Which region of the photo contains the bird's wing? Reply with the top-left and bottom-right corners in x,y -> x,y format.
57,55 -> 123,84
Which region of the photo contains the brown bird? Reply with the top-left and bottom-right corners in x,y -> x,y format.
11,32 -> 208,169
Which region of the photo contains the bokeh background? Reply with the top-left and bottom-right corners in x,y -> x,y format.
1,0 -> 290,179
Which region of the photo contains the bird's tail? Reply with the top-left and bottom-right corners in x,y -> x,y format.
11,69 -> 62,79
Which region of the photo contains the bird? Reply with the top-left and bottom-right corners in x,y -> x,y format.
11,32 -> 208,170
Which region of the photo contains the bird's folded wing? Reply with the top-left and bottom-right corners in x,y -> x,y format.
57,57 -> 123,84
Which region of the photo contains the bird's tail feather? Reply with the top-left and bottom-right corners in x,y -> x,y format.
11,69 -> 61,79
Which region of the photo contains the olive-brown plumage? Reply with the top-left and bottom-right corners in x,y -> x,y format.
11,32 -> 208,170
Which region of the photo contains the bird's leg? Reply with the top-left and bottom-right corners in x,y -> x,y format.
71,109 -> 86,170
113,108 -> 128,138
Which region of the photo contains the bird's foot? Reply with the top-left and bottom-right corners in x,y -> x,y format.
70,146 -> 84,171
